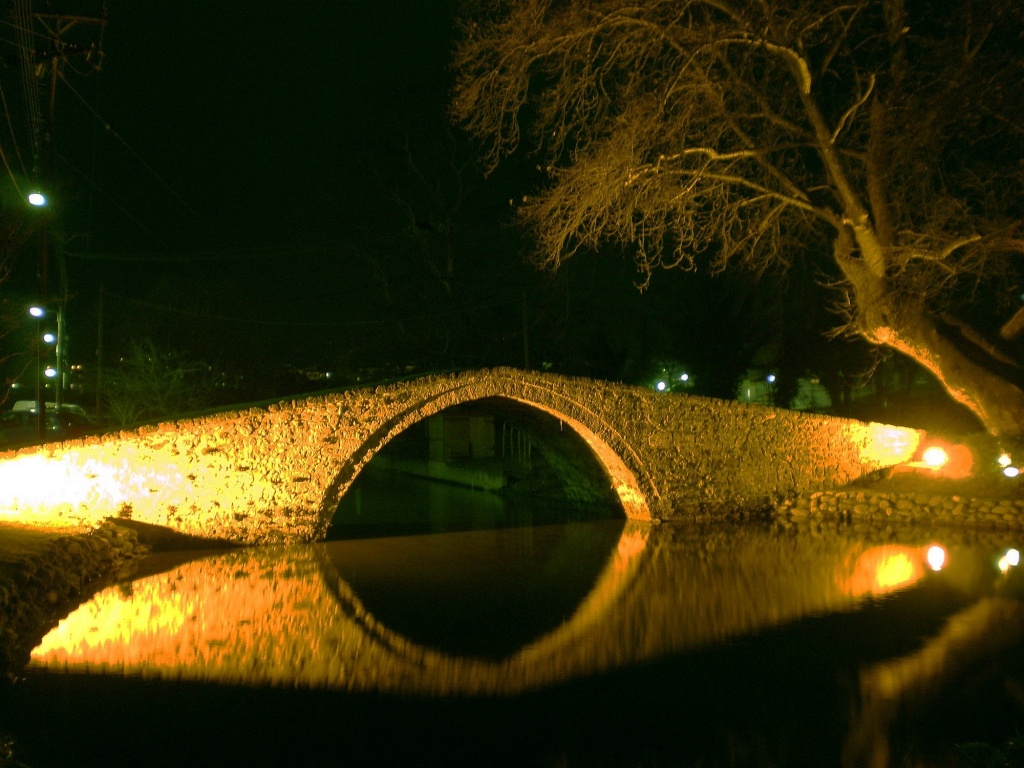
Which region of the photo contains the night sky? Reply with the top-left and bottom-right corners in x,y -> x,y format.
4,3 -> 619,384
0,1 -> 862,406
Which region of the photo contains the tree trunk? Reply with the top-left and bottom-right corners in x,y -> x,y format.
835,240 -> 1024,443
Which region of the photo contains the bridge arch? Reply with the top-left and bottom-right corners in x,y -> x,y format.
0,369 -> 921,544
318,375 -> 655,538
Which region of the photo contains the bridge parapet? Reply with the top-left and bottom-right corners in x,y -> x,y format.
0,369 -> 921,543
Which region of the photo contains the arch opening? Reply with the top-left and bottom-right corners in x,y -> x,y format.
326,396 -> 628,540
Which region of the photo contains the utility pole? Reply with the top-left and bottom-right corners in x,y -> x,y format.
95,284 -> 104,417
26,11 -> 106,435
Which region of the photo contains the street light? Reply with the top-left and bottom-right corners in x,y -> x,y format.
27,191 -> 47,207
28,304 -> 65,439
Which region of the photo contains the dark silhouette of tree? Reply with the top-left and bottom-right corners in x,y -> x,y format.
452,0 -> 1024,443
103,338 -> 213,426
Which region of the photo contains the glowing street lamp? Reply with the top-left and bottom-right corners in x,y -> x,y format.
27,191 -> 47,207
27,303 -> 66,438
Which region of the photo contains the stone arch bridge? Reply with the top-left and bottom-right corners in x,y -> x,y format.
0,369 -> 921,544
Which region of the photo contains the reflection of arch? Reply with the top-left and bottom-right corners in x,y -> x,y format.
311,519 -> 653,691
319,376 -> 654,536
30,520 -> 652,695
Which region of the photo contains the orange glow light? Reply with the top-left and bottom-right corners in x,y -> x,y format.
840,545 -> 929,597
894,439 -> 974,479
922,446 -> 949,468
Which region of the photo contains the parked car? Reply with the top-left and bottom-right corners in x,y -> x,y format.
11,400 -> 89,416
0,408 -> 100,449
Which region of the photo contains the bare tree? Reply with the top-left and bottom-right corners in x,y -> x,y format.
452,0 -> 1024,443
104,338 -> 213,426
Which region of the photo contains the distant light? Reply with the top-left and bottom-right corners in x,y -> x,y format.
656,381 -> 667,392
42,332 -> 56,344
998,453 -> 1013,467
922,446 -> 949,468
27,192 -> 46,207
680,373 -> 688,382
1004,466 -> 1020,478
766,374 -> 776,383
43,367 -> 57,378
29,306 -> 45,318
926,545 -> 946,571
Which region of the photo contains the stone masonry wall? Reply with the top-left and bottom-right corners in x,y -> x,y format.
0,369 -> 920,544
777,489 -> 1024,534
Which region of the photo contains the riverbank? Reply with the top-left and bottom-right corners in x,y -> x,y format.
774,472 -> 1024,533
0,521 -> 149,679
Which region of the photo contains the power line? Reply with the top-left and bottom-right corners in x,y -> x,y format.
0,79 -> 28,180
57,72 -> 205,224
55,149 -> 181,255
103,291 -> 518,328
11,0 -> 42,172
70,241 -> 350,262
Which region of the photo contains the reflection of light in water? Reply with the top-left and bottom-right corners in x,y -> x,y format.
840,546 -> 935,597
876,553 -> 914,588
999,548 -> 1020,574
31,526 -> 972,697
926,545 -> 947,572
29,523 -> 652,694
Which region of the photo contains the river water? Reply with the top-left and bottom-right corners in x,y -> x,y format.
1,472 -> 1023,767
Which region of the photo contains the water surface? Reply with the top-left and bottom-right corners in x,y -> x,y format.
1,498 -> 1023,766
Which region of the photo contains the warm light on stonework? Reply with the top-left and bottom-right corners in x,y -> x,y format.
0,371 -> 935,540
857,425 -> 921,468
0,440 -> 282,536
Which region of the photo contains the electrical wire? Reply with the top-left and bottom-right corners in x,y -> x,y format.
11,0 -> 42,172
71,241 -> 353,262
58,73 -> 204,223
0,79 -> 28,179
55,149 -> 182,255
103,291 -> 518,328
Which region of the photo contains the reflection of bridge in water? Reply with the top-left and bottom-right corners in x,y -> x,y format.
29,522 -> 953,696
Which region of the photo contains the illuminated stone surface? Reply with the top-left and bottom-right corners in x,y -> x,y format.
0,369 -> 920,543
